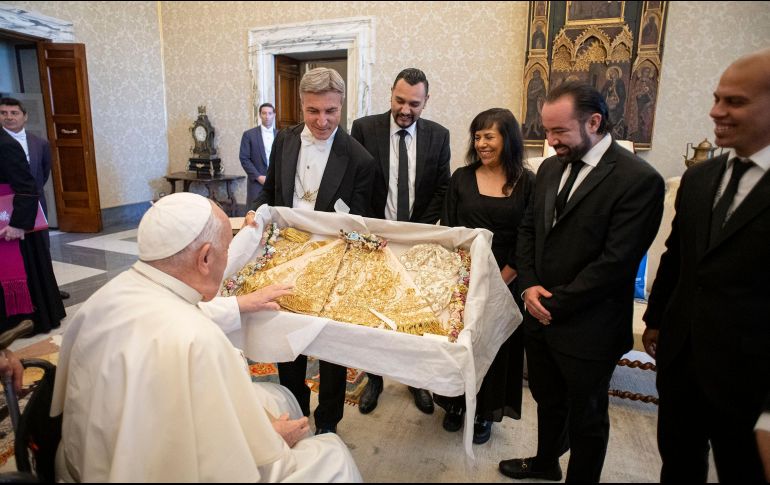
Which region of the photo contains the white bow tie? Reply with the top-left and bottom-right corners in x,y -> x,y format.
300,131 -> 329,152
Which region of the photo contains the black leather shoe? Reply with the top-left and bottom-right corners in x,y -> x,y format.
408,386 -> 434,414
499,457 -> 562,481
473,419 -> 492,444
314,424 -> 337,435
59,290 -> 70,300
442,409 -> 464,432
359,377 -> 383,414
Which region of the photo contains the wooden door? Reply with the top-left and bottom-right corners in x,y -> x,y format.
275,55 -> 301,129
36,42 -> 101,232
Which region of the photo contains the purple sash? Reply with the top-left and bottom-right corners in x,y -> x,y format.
0,184 -> 34,316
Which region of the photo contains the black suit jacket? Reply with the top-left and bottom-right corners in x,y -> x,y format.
239,126 -> 277,207
0,128 -> 39,229
644,153 -> 770,412
253,123 -> 375,215
516,140 -> 664,360
350,112 -> 450,223
25,133 -> 52,216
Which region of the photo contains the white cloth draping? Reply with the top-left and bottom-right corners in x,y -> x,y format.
226,206 -> 523,457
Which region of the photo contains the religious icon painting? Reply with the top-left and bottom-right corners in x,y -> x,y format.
522,1 -> 668,150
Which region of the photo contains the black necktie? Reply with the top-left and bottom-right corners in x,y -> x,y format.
554,160 -> 585,220
709,158 -> 753,246
397,129 -> 410,222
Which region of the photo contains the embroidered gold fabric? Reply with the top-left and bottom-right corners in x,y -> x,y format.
235,236 -> 444,336
282,227 -> 311,244
321,245 -> 444,336
399,243 -> 462,314
263,239 -> 330,270
237,240 -> 346,315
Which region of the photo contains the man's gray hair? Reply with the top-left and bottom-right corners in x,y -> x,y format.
299,67 -> 345,101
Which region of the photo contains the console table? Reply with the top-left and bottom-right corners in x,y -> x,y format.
164,171 -> 245,216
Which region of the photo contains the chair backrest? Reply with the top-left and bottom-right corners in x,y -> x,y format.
14,359 -> 61,483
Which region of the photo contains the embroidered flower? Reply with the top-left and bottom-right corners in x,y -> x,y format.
446,249 -> 471,343
221,223 -> 280,296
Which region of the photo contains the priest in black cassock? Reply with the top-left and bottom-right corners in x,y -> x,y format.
0,128 -> 64,335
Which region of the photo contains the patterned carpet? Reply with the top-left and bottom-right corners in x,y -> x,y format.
249,358 -> 369,406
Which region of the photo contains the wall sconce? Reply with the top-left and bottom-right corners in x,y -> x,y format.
684,139 -> 722,168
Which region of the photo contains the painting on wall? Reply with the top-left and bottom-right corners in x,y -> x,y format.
521,1 -> 668,150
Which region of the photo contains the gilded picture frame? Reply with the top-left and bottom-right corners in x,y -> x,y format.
522,1 -> 668,151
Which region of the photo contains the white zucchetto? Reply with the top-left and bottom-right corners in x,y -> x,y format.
138,193 -> 213,261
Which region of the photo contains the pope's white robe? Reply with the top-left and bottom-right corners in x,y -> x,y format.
50,260 -> 361,483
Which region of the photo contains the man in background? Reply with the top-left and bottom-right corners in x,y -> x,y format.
350,67 -> 450,415
240,102 -> 277,211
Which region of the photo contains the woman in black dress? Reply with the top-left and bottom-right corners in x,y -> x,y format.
437,108 -> 534,444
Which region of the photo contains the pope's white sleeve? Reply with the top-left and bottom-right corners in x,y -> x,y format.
205,216 -> 267,334
199,296 -> 242,334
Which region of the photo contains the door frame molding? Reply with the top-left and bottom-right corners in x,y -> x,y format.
248,16 -> 375,132
0,4 -> 74,42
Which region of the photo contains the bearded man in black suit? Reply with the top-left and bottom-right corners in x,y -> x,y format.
499,81 -> 664,482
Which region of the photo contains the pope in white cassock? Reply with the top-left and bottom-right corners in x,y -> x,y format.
50,193 -> 362,482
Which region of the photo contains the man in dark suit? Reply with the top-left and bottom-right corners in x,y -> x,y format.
239,103 -> 277,211
1,97 -> 69,300
499,81 -> 664,482
1,98 -> 52,228
643,47 -> 770,483
350,68 -> 450,415
253,67 -> 375,435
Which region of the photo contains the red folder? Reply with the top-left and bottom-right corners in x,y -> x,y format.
0,193 -> 49,232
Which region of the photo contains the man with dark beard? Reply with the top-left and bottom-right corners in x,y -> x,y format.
498,81 -> 664,482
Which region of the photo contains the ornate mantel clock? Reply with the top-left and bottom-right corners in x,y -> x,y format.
188,105 -> 222,176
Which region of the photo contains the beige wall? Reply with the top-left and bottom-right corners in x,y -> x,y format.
160,1 -> 527,204
5,1 -> 770,208
161,0 -> 770,201
3,1 -> 168,209
643,1 -> 770,178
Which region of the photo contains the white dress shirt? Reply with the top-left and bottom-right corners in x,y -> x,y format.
3,127 -> 29,162
293,125 -> 337,211
261,124 -> 275,162
385,117 -> 417,221
716,144 -> 770,219
552,133 -> 612,226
